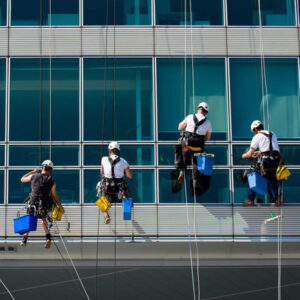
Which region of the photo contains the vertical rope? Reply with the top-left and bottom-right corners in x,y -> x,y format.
49,0 -> 52,160
39,0 -> 43,165
0,280 -> 15,300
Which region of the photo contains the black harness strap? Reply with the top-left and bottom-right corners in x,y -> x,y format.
108,156 -> 121,179
260,131 -> 273,152
193,114 -> 206,134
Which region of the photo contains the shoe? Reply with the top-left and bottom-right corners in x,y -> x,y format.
45,239 -> 51,249
275,197 -> 285,207
178,171 -> 184,183
20,236 -> 28,247
104,216 -> 110,225
243,200 -> 255,207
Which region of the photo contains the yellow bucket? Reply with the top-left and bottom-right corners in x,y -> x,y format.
95,196 -> 111,212
276,164 -> 291,181
52,206 -> 65,221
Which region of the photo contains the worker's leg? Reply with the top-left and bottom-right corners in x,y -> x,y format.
42,218 -> 51,248
265,172 -> 280,205
20,232 -> 29,247
174,144 -> 184,170
243,188 -> 256,206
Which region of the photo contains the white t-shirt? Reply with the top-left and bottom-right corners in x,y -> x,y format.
184,113 -> 212,135
250,131 -> 280,153
101,155 -> 129,179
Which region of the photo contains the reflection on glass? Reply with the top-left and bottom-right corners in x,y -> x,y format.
10,58 -> 79,141
0,59 -> 5,141
84,0 -> 151,25
11,0 -> 79,26
84,58 -> 153,141
84,145 -> 154,166
157,58 -> 227,141
156,0 -> 223,25
84,169 -> 154,203
159,169 -> 229,203
227,0 -> 295,26
230,59 -> 300,140
0,0 -> 6,26
9,146 -> 79,166
0,170 -> 3,204
159,145 -> 228,166
0,146 -> 4,166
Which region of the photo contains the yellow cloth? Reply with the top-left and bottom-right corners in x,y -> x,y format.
95,196 -> 111,212
276,164 -> 291,181
51,206 -> 65,221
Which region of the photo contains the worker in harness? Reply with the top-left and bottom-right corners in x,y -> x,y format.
99,142 -> 133,224
20,160 -> 63,248
242,120 -> 281,206
174,102 -> 212,196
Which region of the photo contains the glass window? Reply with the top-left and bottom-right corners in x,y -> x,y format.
84,58 -> 153,141
234,169 -> 300,203
11,0 -> 79,26
155,0 -> 223,25
84,0 -> 151,25
230,58 -> 300,140
9,145 -> 79,166
227,0 -> 295,26
159,169 -> 230,203
0,145 -> 4,166
157,58 -> 227,141
84,169 -> 154,203
0,59 -> 5,141
54,170 -> 79,204
159,145 -> 228,166
0,170 -> 3,204
0,0 -> 6,26
9,169 -> 79,204
84,145 -> 154,166
10,58 -> 79,141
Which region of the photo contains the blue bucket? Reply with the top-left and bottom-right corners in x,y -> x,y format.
14,214 -> 38,235
197,155 -> 214,176
122,198 -> 133,221
247,172 -> 268,195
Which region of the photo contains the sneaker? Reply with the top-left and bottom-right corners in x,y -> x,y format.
178,171 -> 184,183
104,216 -> 110,225
243,200 -> 255,207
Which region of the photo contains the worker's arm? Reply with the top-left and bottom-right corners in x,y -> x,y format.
178,121 -> 187,131
100,164 -> 104,176
21,168 -> 39,183
124,167 -> 133,179
51,183 -> 63,209
242,147 -> 256,159
205,131 -> 211,142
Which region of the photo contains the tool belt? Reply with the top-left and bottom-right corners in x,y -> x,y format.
26,195 -> 53,219
184,132 -> 205,148
101,177 -> 129,197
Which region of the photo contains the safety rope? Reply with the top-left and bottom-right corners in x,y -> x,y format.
0,279 -> 15,300
54,222 -> 91,300
49,0 -> 52,160
183,1 -> 196,299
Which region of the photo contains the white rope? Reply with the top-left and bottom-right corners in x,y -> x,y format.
49,0 -> 52,160
54,222 -> 91,300
0,279 -> 15,300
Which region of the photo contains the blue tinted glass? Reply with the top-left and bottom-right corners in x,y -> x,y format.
11,0 -> 79,26
230,59 -> 300,140
9,170 -> 31,204
156,0 -> 223,25
0,170 -> 3,204
159,169 -> 229,203
159,145 -> 228,166
0,146 -> 3,166
84,145 -> 154,166
9,145 -> 79,166
84,58 -> 153,141
232,145 -> 257,166
157,58 -> 227,141
84,169 -> 154,203
228,0 -> 295,26
0,0 -> 6,25
10,58 -> 79,141
234,169 -> 300,203
84,170 -> 101,204
0,59 -> 5,141
9,169 -> 79,204
84,0 -> 151,25
54,170 -> 79,204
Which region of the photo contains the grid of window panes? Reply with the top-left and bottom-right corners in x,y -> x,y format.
1,56 -> 300,205
0,0 -> 300,206
0,0 -> 299,27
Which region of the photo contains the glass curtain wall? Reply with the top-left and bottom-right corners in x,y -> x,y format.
0,0 -> 6,26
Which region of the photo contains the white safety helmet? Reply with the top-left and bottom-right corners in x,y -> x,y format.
108,141 -> 120,151
251,120 -> 263,132
41,160 -> 54,169
197,102 -> 209,112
